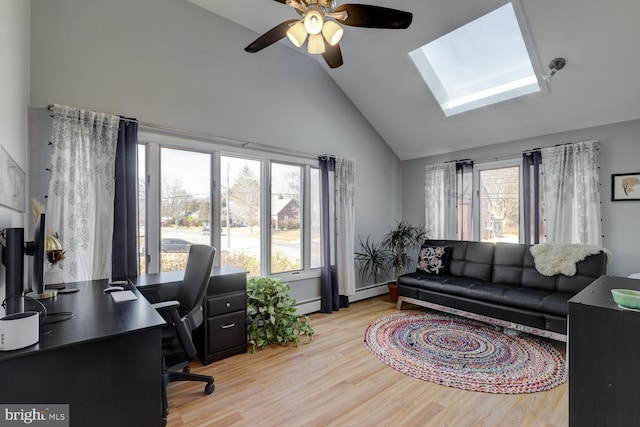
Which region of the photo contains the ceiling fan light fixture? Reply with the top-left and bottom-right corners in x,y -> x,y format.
304,9 -> 324,35
322,21 -> 344,46
307,33 -> 326,54
286,21 -> 308,48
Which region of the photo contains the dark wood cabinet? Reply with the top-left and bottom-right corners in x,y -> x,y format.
568,275 -> 640,427
194,266 -> 248,365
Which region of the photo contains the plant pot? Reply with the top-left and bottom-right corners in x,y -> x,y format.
387,282 -> 399,303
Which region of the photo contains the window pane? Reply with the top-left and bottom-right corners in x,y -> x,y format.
479,166 -> 519,243
160,148 -> 211,272
220,156 -> 261,277
310,168 -> 321,269
271,163 -> 302,274
137,144 -> 146,274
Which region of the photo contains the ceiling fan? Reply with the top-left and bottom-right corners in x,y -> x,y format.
244,0 -> 413,69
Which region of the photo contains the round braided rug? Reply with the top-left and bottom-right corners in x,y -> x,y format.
363,312 -> 566,394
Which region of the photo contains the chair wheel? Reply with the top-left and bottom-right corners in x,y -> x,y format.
205,383 -> 215,394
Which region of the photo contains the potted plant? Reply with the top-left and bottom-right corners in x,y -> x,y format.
381,220 -> 426,303
246,277 -> 314,353
354,235 -> 391,285
354,221 -> 426,303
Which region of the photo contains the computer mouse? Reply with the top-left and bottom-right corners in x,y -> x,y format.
103,286 -> 125,293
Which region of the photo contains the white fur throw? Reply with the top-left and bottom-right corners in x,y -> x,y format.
529,242 -> 611,277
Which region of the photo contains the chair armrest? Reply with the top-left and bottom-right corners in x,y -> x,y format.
152,300 -> 183,327
151,300 -> 180,312
153,300 -> 197,358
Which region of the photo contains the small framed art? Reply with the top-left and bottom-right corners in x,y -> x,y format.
611,172 -> 640,201
0,145 -> 26,212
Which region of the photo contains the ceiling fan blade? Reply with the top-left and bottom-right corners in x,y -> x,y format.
322,43 -> 343,69
273,0 -> 286,3
245,19 -> 298,53
335,4 -> 413,29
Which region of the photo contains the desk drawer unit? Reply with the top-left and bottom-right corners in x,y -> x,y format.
207,311 -> 247,354
207,292 -> 246,315
194,267 -> 248,365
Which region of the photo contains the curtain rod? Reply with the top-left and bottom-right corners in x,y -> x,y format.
443,139 -> 599,166
46,104 -> 320,160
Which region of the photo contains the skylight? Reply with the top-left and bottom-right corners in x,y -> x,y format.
409,2 -> 540,117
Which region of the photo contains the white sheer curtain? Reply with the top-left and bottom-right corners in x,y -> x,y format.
335,158 -> 356,297
47,104 -> 120,282
424,163 -> 457,239
541,140 -> 602,245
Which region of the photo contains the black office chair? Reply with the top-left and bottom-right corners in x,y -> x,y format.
151,244 -> 217,419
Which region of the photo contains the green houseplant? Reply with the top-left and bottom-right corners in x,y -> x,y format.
354,220 -> 425,303
354,235 -> 391,285
246,277 -> 314,353
382,220 -> 426,284
382,220 -> 426,303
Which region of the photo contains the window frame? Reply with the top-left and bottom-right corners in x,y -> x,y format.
472,159 -> 524,243
137,131 -> 321,280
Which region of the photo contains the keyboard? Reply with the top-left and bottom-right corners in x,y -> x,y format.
110,290 -> 138,303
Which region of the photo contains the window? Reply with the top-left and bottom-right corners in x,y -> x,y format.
409,2 -> 540,116
159,147 -> 211,272
309,167 -> 321,269
474,161 -> 521,243
137,144 -> 147,274
220,156 -> 261,277
270,163 -> 302,274
137,138 -> 321,278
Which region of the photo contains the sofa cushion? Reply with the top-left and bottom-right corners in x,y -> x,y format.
461,242 -> 495,282
417,244 -> 452,275
494,242 -> 558,291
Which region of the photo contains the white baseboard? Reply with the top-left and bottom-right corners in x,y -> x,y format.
294,283 -> 389,316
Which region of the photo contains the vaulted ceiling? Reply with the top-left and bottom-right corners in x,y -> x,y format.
188,0 -> 640,160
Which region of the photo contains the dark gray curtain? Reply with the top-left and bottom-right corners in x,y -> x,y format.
523,151 -> 543,244
319,156 -> 348,313
111,118 -> 138,278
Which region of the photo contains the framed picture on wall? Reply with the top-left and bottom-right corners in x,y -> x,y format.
0,145 -> 26,212
611,172 -> 640,201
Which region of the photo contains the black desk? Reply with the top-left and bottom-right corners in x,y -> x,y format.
568,275 -> 640,426
0,280 -> 165,427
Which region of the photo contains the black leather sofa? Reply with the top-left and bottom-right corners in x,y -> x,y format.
397,240 -> 607,341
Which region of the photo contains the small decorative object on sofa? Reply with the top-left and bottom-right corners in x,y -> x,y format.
416,244 -> 451,275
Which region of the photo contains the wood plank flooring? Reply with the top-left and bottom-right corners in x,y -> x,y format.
166,296 -> 567,427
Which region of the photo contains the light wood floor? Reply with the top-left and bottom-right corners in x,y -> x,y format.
166,296 -> 568,427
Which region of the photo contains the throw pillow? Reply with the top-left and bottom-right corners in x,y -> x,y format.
417,245 -> 451,275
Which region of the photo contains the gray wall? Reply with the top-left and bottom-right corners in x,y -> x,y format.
402,119 -> 640,277
0,1 -> 30,313
28,0 -> 402,301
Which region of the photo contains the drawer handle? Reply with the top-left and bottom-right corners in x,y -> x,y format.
226,302 -> 231,307
221,323 -> 235,329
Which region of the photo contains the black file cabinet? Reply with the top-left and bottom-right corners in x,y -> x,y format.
194,266 -> 248,365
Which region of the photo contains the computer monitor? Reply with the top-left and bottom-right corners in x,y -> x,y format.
1,213 -> 47,315
25,213 -> 46,296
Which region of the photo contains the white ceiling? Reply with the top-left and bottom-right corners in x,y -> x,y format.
188,0 -> 640,161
